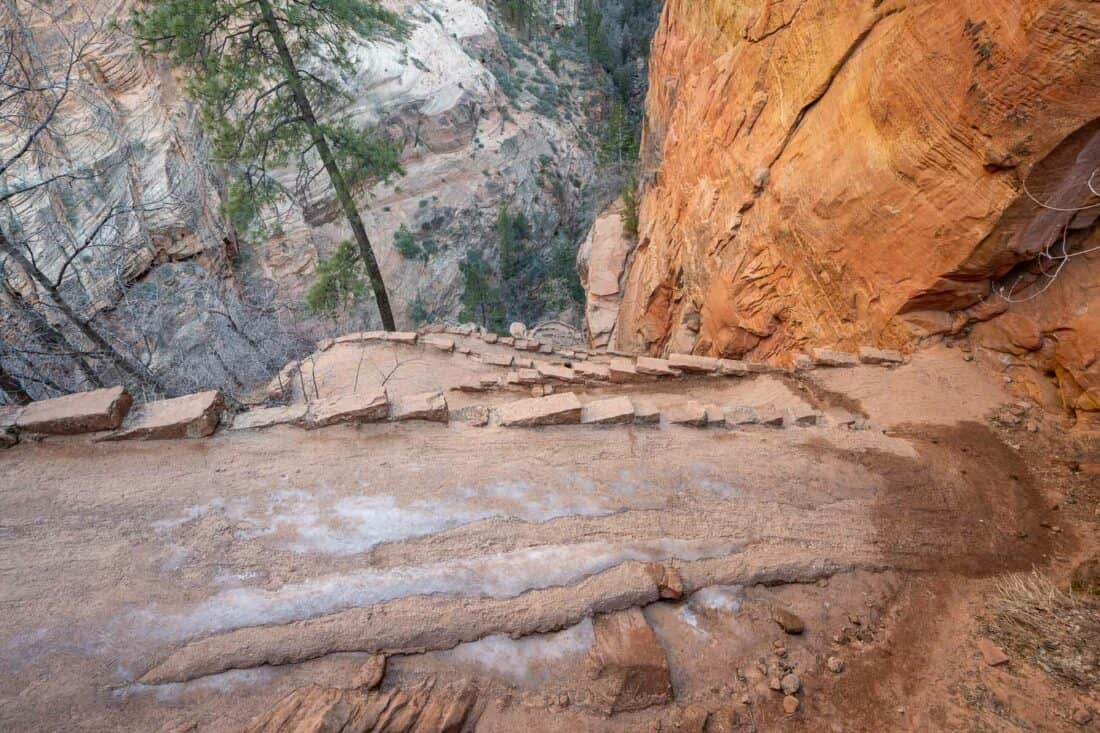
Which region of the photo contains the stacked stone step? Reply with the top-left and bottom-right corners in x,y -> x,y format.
487,393 -> 825,430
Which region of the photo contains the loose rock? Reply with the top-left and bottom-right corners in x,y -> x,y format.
781,673 -> 801,695
977,638 -> 1009,667
782,695 -> 800,714
585,608 -> 673,714
826,656 -> 845,673
774,603 -> 809,633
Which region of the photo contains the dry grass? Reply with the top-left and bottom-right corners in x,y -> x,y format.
985,571 -> 1100,688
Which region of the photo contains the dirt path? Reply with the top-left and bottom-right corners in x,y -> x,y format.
0,346 -> 1094,732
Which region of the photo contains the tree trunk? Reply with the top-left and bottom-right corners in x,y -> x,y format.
0,229 -> 164,393
257,0 -> 397,331
0,359 -> 32,404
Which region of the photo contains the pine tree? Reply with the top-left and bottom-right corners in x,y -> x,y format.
132,0 -> 407,330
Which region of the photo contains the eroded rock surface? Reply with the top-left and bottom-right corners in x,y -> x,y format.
585,608 -> 673,714
612,0 -> 1099,420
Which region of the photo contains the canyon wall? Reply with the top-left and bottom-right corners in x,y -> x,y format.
609,0 -> 1099,420
1,0 -> 605,396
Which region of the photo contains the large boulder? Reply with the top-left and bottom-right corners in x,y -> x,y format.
104,391 -> 223,440
585,608 -> 673,714
15,386 -> 132,435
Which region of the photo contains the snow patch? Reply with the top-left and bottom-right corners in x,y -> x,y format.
436,618 -> 594,684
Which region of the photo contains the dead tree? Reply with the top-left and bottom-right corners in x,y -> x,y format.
0,2 -> 166,395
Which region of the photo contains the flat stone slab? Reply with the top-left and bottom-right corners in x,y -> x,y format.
105,391 -> 223,440
858,346 -> 905,365
724,405 -> 760,427
498,392 -> 583,427
668,354 -> 720,374
635,357 -> 680,377
663,401 -> 707,427
422,335 -> 455,352
307,390 -> 389,429
784,405 -> 821,428
791,353 -> 815,371
384,331 -> 419,345
634,402 -> 661,424
610,357 -> 650,383
813,348 -> 859,367
717,359 -> 749,376
335,331 -> 386,344
391,391 -> 448,422
482,353 -> 515,368
582,396 -> 636,425
230,404 -> 308,431
536,363 -> 577,382
16,386 -> 132,435
516,368 -> 542,385
757,403 -> 787,427
704,404 -> 725,427
576,363 -> 611,381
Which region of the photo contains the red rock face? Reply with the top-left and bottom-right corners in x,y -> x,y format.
613,0 -> 1099,416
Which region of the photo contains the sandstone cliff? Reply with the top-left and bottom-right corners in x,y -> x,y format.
609,0 -> 1099,420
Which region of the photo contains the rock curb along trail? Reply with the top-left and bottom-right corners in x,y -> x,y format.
0,325 -> 904,448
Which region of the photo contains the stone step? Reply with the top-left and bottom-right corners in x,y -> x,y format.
391,391 -> 448,423
575,362 -> 611,381
104,390 -> 223,441
497,392 -> 583,427
307,390 -> 389,429
635,357 -> 680,377
662,401 -> 708,427
582,396 -> 636,425
668,354 -> 720,374
858,346 -> 905,365
15,386 -> 132,435
230,404 -> 308,431
813,348 -> 859,367
422,335 -> 455,353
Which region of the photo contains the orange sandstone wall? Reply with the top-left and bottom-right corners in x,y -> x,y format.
613,0 -> 1099,415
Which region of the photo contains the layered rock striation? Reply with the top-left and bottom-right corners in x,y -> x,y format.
607,0 -> 1099,419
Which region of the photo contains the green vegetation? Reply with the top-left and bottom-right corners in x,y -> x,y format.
621,175 -> 640,241
306,240 -> 367,315
132,0 -> 407,329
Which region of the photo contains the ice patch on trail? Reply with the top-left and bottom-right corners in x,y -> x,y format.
112,666 -> 275,702
689,585 -> 744,615
436,618 -> 594,685
153,475 -> 672,557
135,538 -> 741,644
